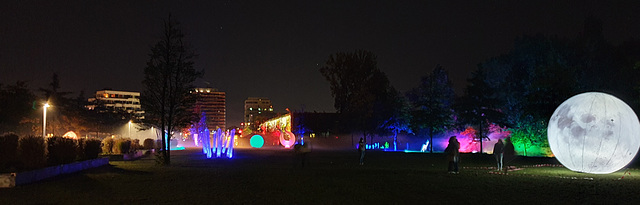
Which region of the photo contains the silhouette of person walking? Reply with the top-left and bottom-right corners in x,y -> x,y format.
503,137 -> 516,173
493,139 -> 504,171
444,136 -> 460,174
358,138 -> 366,165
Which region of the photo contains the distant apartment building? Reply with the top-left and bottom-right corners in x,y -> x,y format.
86,90 -> 144,119
192,88 -> 226,130
244,97 -> 275,128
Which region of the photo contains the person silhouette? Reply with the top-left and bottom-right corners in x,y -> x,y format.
444,136 -> 460,174
503,137 -> 516,173
493,139 -> 504,171
358,138 -> 366,165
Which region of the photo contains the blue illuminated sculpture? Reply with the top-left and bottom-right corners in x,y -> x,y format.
190,112 -> 235,159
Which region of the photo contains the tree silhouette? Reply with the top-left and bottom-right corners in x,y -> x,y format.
141,15 -> 201,165
455,65 -> 505,153
407,65 -> 455,153
0,81 -> 36,134
320,50 -> 397,143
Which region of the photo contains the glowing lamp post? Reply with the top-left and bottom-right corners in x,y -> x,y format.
43,103 -> 50,138
128,120 -> 132,139
548,92 -> 640,174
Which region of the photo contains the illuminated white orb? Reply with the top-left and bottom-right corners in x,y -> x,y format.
548,92 -> 640,174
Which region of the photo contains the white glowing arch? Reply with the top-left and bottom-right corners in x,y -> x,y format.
62,131 -> 78,139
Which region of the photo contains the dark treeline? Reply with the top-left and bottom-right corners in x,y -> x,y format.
0,74 -> 134,137
320,17 -> 640,154
1,17 -> 638,156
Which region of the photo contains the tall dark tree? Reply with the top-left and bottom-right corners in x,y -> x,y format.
39,73 -> 72,108
320,50 -> 396,143
456,65 -> 505,153
379,89 -> 412,151
141,15 -> 201,165
38,73 -> 77,136
0,81 -> 36,134
407,65 -> 455,153
480,34 -> 577,155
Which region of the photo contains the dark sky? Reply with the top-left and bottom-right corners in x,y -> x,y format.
1,1 -> 639,127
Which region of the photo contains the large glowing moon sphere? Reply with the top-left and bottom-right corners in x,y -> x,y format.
250,135 -> 264,148
548,92 -> 640,174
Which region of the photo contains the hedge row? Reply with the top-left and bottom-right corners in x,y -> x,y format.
101,138 -> 144,154
0,134 -> 102,172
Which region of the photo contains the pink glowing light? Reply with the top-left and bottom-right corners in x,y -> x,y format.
279,130 -> 296,148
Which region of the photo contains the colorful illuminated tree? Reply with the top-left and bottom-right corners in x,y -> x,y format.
508,119 -> 550,156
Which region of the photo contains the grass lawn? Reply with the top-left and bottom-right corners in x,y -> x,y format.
2,147 -> 640,204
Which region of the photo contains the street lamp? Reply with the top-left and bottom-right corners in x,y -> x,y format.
43,103 -> 50,138
128,120 -> 132,139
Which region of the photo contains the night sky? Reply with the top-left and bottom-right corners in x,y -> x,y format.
1,1 -> 639,127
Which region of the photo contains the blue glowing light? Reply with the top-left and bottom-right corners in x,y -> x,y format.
170,146 -> 186,151
190,112 -> 234,159
250,135 -> 264,148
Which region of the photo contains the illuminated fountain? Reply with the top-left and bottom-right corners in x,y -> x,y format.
212,128 -> 235,158
190,112 -> 235,158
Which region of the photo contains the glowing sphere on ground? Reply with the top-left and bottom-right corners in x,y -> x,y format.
279,131 -> 296,148
250,135 -> 264,148
548,92 -> 640,174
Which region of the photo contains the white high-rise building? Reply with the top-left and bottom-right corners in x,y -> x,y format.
87,90 -> 144,119
244,97 -> 274,127
191,88 -> 226,130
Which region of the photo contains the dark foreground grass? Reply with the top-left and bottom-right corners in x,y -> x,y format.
2,148 -> 640,204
